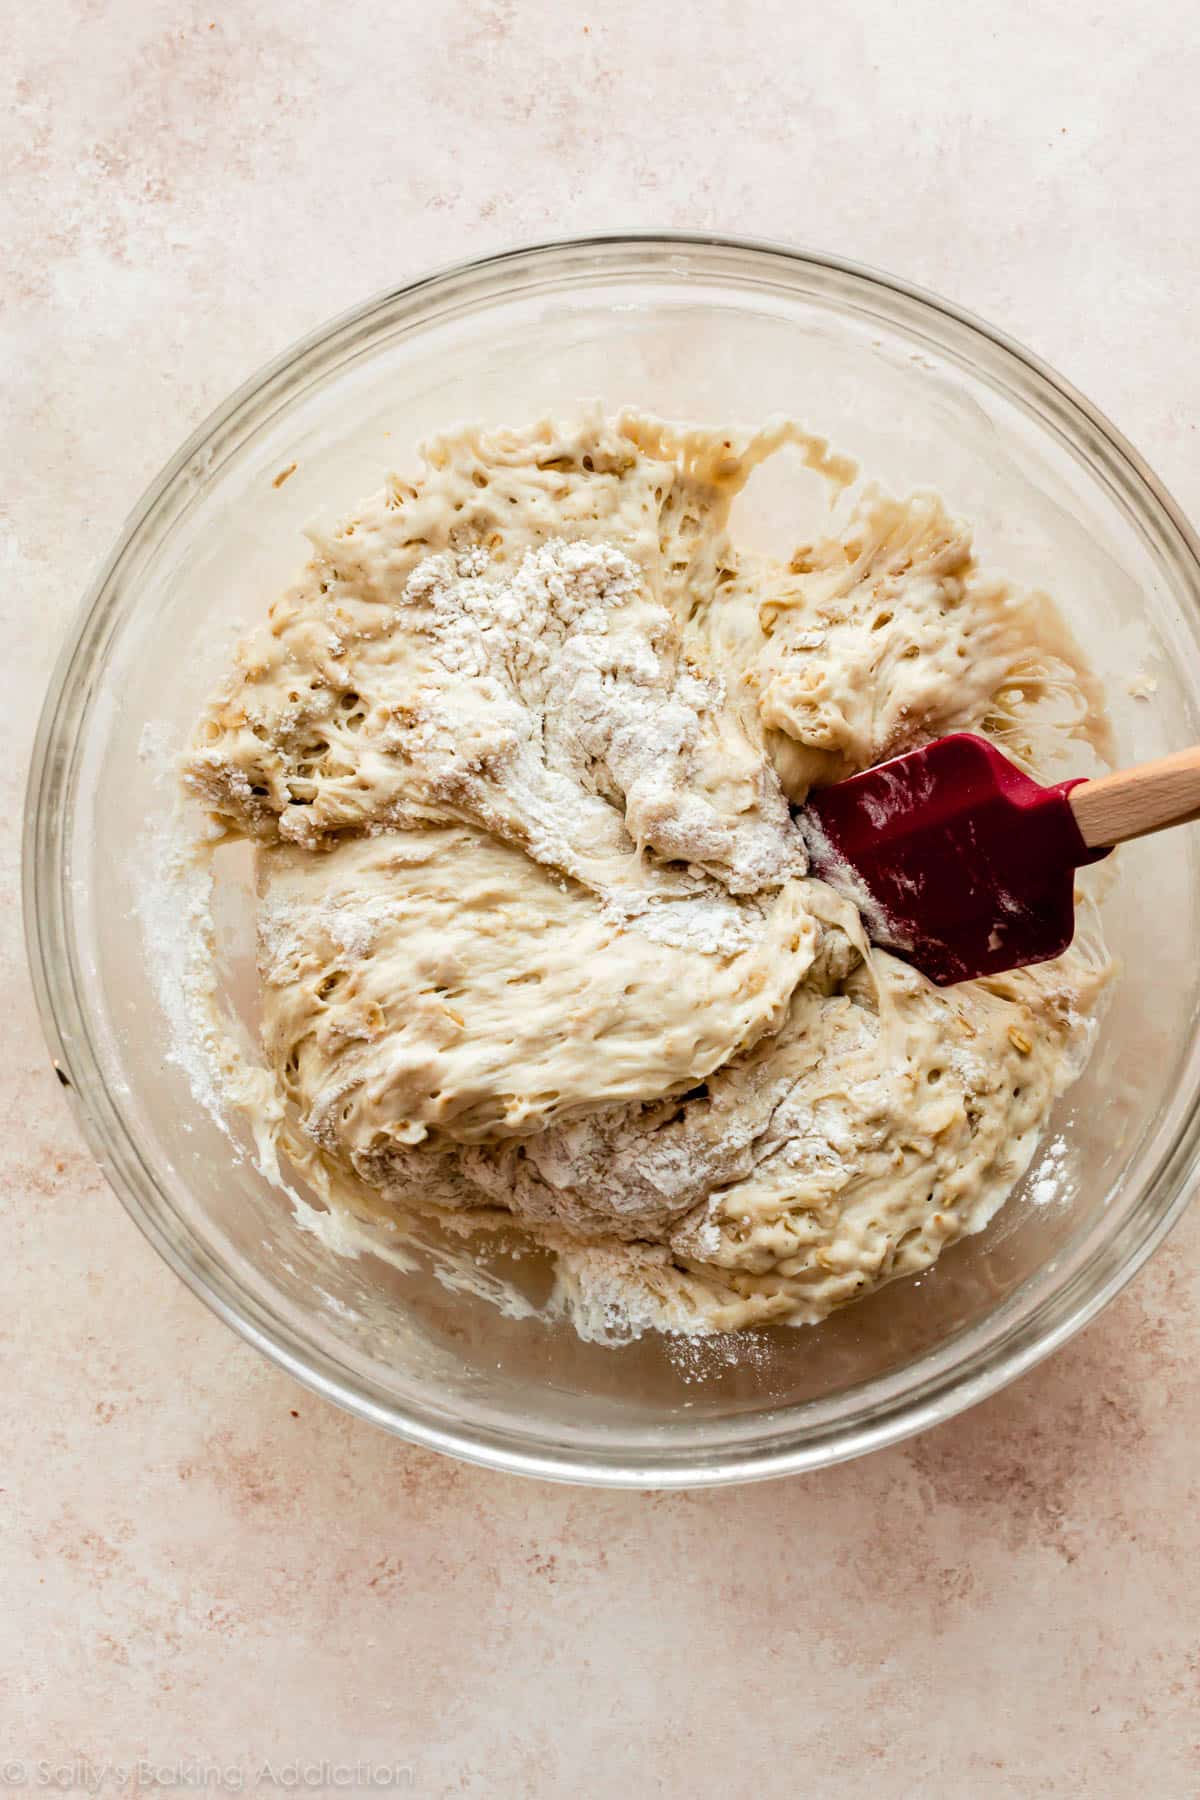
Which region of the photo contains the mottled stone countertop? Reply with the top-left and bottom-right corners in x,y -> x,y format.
5,2 -> 1200,1793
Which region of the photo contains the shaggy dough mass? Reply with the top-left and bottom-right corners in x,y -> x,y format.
184,412 -> 1110,1335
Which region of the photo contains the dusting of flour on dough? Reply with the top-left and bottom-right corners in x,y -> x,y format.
389,534 -> 805,896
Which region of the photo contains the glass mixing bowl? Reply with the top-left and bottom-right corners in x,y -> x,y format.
25,235 -> 1200,1486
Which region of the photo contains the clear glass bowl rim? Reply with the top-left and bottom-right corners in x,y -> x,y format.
23,231 -> 1200,1487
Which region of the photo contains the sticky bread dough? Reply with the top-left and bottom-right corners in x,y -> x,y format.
184,410 -> 1112,1337
256,825 -> 822,1148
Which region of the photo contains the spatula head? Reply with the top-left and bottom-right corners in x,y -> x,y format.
801,732 -> 1107,986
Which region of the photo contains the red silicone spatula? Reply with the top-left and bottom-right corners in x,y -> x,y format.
800,731 -> 1200,985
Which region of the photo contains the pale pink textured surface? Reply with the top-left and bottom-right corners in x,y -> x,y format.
6,3 -> 1200,1793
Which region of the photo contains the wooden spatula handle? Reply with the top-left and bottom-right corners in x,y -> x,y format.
1069,746 -> 1200,848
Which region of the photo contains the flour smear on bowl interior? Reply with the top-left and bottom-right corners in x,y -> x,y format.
176,409 -> 1113,1339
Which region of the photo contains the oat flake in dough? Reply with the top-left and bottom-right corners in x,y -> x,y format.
184,410 -> 1111,1336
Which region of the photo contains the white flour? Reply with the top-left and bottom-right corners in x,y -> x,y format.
398,537 -> 805,900
1029,1132 -> 1074,1207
